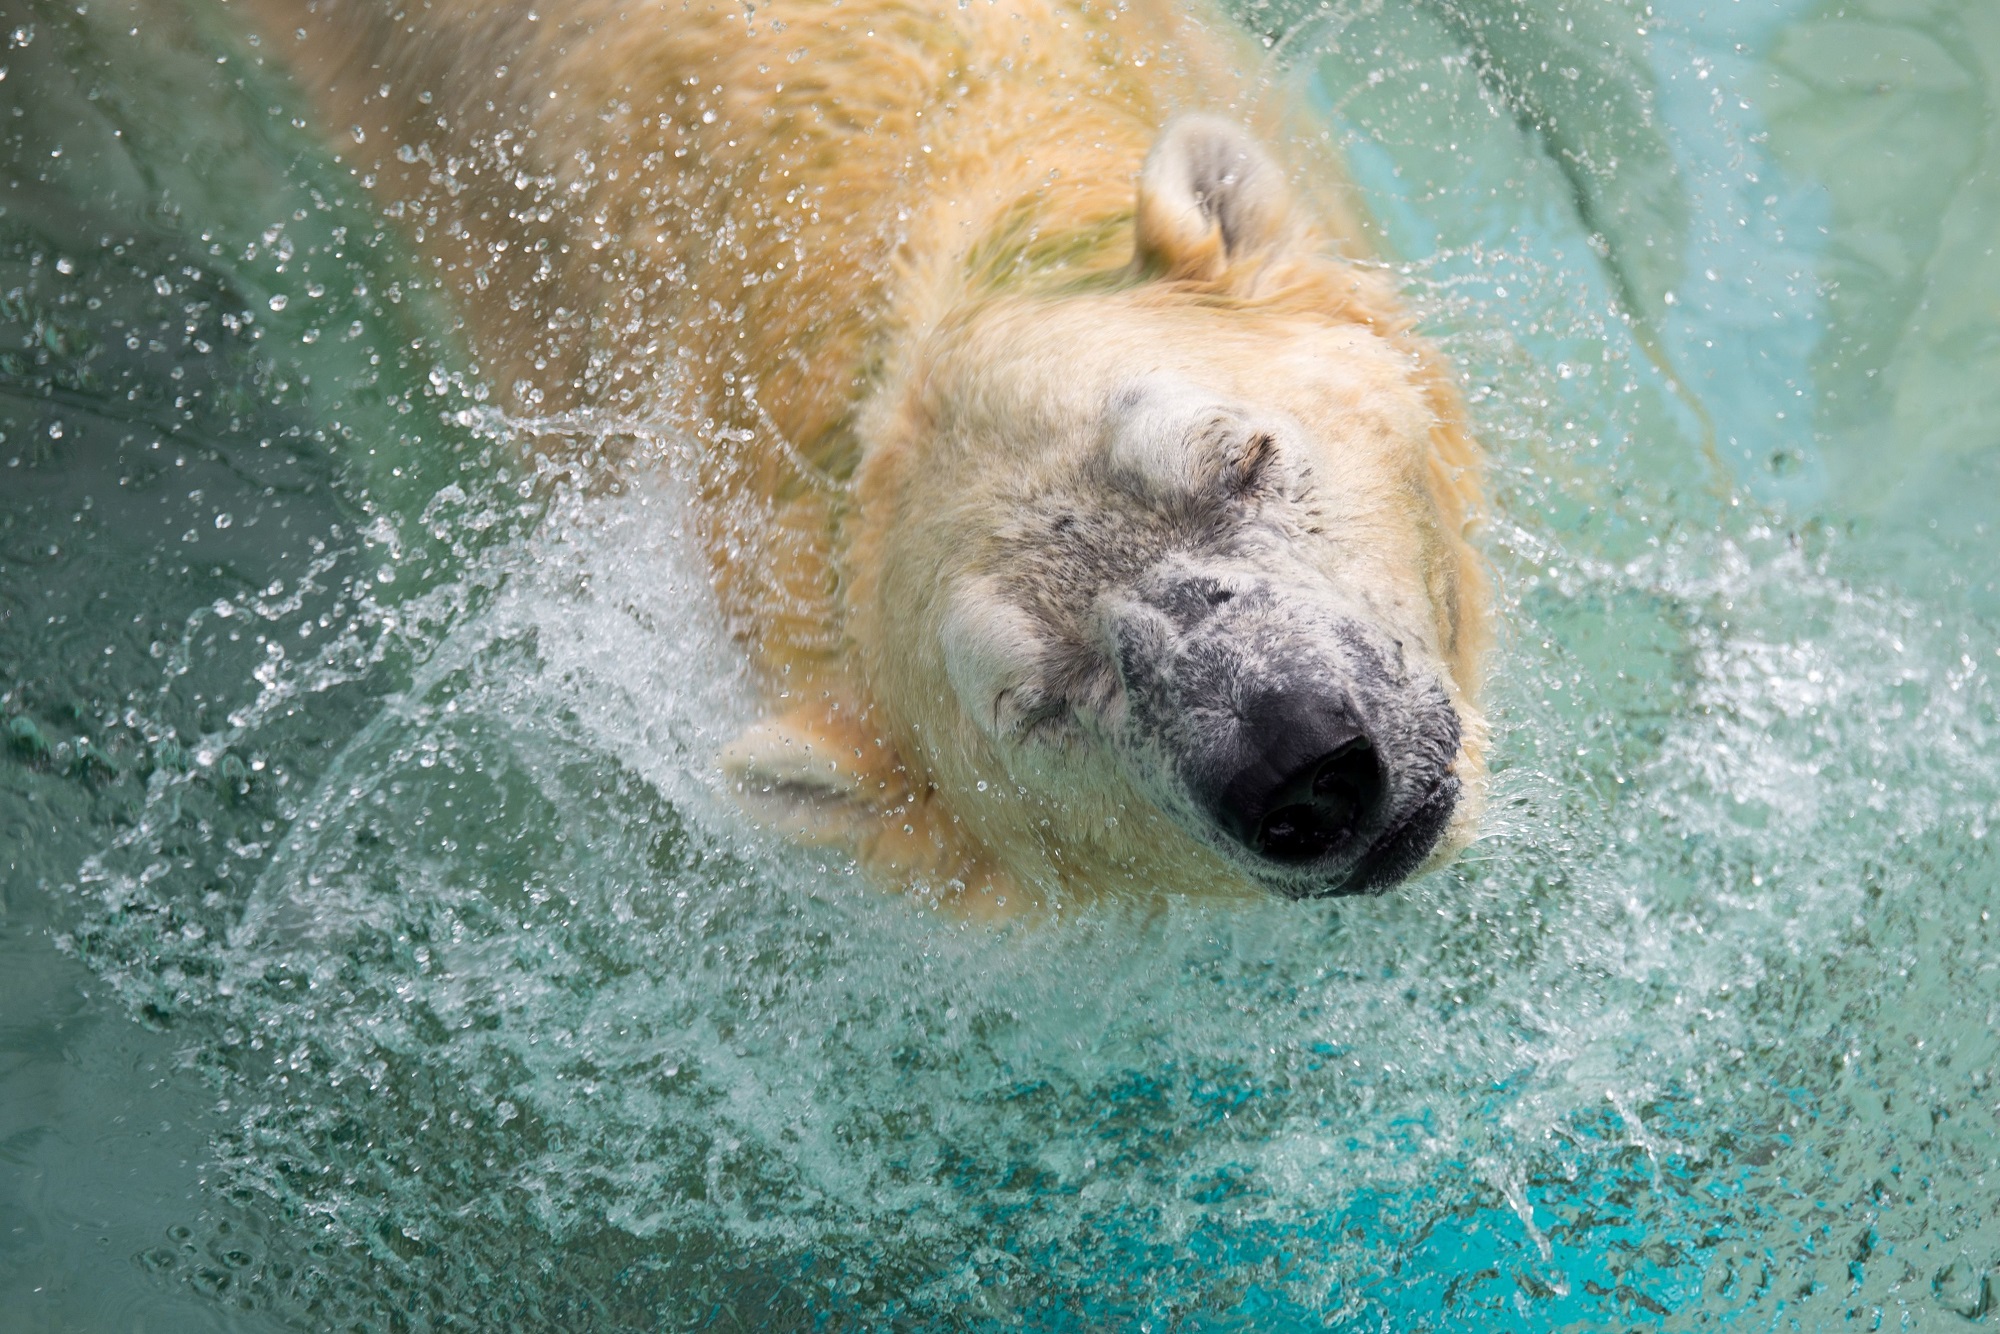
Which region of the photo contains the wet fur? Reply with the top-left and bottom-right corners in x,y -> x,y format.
237,0 -> 1489,912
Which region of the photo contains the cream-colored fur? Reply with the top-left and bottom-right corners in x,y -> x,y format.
241,0 -> 1488,913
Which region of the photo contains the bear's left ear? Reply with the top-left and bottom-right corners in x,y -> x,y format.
1135,115 -> 1295,282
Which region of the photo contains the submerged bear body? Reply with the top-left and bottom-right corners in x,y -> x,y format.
247,0 -> 1490,910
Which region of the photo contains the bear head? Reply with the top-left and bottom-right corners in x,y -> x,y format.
728,116 -> 1488,905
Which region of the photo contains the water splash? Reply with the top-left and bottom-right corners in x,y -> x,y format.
6,0 -> 2000,1329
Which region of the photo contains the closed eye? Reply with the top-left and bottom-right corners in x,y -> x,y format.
1181,411 -> 1277,501
1231,431 -> 1275,493
1102,382 -> 1285,506
996,685 -> 1072,743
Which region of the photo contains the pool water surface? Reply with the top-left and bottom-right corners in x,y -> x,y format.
3,0 -> 1998,1328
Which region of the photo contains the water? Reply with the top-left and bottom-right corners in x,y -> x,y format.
3,0 -> 1997,1328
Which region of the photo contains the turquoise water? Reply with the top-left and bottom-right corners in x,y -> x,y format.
3,0 -> 1998,1328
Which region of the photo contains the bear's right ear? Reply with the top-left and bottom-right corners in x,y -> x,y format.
1134,115 -> 1295,282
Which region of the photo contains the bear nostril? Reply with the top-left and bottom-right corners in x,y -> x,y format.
1312,741 -> 1375,803
1251,738 -> 1383,863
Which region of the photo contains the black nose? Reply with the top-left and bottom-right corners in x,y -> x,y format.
1247,740 -> 1385,862
1210,695 -> 1387,863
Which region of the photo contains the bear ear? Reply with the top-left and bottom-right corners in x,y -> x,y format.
719,699 -> 883,848
1134,115 -> 1295,282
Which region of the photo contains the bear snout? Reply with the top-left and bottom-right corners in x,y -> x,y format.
1195,676 -> 1463,897
1179,669 -> 1463,896
1202,685 -> 1387,865
1104,574 -> 1464,894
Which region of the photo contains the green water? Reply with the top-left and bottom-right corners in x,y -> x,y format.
3,0 -> 1997,1329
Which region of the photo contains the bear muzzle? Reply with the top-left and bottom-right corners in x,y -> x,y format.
1105,578 -> 1463,897
1187,676 -> 1462,898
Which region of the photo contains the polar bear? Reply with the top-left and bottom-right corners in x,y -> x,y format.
246,0 -> 1488,911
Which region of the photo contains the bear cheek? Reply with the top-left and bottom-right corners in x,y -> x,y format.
939,585 -> 1050,745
